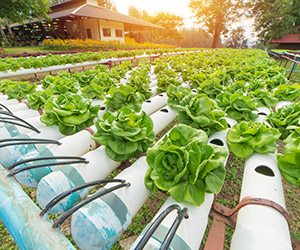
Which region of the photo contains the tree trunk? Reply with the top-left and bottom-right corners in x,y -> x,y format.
0,20 -> 7,41
211,32 -> 219,48
4,18 -> 15,40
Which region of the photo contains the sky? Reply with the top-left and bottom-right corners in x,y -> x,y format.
112,0 -> 197,28
112,0 -> 258,45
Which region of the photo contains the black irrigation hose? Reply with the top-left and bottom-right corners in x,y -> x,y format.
7,159 -> 89,177
134,204 -> 181,250
160,207 -> 189,250
0,111 -> 40,133
0,119 -> 40,133
7,156 -> 85,171
0,138 -> 61,149
52,182 -> 131,229
40,179 -> 126,217
0,117 -> 19,121
0,103 -> 12,113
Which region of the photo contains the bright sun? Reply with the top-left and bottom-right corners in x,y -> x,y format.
112,0 -> 195,27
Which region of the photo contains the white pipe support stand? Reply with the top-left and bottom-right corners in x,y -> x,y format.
230,152 -> 292,250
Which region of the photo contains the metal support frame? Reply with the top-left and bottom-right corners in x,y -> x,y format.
204,195 -> 300,250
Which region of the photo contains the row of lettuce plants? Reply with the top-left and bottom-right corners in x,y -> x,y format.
2,49 -> 300,207
0,48 -> 204,73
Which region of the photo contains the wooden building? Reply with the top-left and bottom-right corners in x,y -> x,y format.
271,33 -> 300,50
9,0 -> 163,45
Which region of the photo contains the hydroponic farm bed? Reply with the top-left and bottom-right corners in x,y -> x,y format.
0,49 -> 300,250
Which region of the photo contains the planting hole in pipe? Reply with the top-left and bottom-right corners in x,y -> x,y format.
255,165 -> 275,177
145,100 -> 151,103
227,123 -> 231,128
192,89 -> 197,93
159,94 -> 164,97
258,112 -> 267,116
209,139 -> 224,146
100,106 -> 106,111
160,108 -> 169,113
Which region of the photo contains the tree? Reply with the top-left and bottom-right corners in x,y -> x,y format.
128,6 -> 150,21
224,27 -> 248,48
0,0 -> 50,24
189,0 -> 243,48
0,0 -> 50,42
245,0 -> 300,45
148,11 -> 184,44
128,7 -> 184,45
98,0 -> 117,11
179,27 -> 213,48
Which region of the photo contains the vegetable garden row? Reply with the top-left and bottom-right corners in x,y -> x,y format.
0,49 -> 299,250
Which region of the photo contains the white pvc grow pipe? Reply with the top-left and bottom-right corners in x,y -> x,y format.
275,101 -> 293,111
14,126 -> 98,188
0,166 -> 76,250
129,129 -> 231,250
3,103 -> 29,112
0,60 -> 109,79
230,153 -> 292,250
36,106 -> 177,214
130,195 -> 214,250
141,93 -> 168,116
71,156 -> 150,250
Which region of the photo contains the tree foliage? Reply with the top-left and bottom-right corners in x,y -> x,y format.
128,7 -> 184,45
0,0 -> 50,23
224,27 -> 248,48
246,0 -> 300,45
189,0 -> 243,48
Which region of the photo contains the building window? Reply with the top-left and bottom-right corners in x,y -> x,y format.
115,29 -> 123,38
102,28 -> 111,37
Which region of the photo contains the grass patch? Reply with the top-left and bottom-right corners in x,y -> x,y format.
2,46 -> 53,54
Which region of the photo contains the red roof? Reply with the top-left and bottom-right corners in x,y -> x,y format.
271,33 -> 300,44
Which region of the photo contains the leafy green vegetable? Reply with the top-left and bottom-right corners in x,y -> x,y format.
197,78 -> 224,99
0,79 -> 14,92
157,74 -> 182,93
105,84 -> 143,112
91,72 -> 117,92
92,107 -> 155,161
267,102 -> 300,139
166,84 -> 191,107
172,93 -> 227,136
277,150 -> 300,187
6,81 -> 36,100
81,83 -> 106,100
249,90 -> 278,108
226,81 -> 247,94
187,71 -> 207,89
226,121 -> 280,159
145,124 -> 227,206
47,78 -> 80,94
128,70 -> 152,100
273,84 -> 300,102
216,92 -> 258,122
40,93 -> 100,135
27,89 -> 53,110
72,70 -> 98,87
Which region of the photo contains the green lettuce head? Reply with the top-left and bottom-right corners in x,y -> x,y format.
40,93 -> 100,135
145,124 -> 228,206
92,107 -> 155,161
226,121 -> 281,159
174,93 -> 228,136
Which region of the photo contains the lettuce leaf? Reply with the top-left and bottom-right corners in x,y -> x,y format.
40,93 -> 100,135
145,124 -> 227,206
92,107 -> 155,161
226,121 -> 281,159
